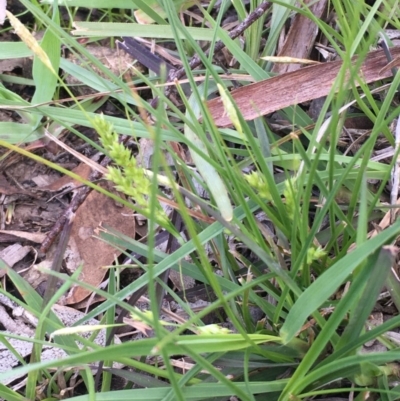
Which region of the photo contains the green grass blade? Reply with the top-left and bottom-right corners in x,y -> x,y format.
280,219 -> 400,343
31,10 -> 60,106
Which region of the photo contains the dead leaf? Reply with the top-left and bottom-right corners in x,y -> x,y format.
42,163 -> 92,192
0,244 -> 32,278
38,162 -> 135,305
0,230 -> 47,243
123,317 -> 152,336
22,260 -> 52,290
0,244 -> 31,267
62,183 -> 135,305
261,56 -> 321,65
207,45 -> 400,128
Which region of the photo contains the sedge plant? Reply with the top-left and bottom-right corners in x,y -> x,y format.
1,0 -> 400,400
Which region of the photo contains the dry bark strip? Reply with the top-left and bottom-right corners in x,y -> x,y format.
207,46 -> 400,128
272,0 -> 329,74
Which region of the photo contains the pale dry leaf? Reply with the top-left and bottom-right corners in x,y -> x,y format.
261,56 -> 320,65
0,230 -> 47,243
0,244 -> 31,268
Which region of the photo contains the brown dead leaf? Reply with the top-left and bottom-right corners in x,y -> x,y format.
41,162 -> 135,305
123,316 -> 152,336
207,45 -> 400,128
43,163 -> 92,192
62,184 -> 135,305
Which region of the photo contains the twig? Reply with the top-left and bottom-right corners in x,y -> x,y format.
150,1 -> 271,107
379,32 -> 399,78
42,210 -> 74,307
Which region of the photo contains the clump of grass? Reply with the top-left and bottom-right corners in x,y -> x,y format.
1,0 -> 400,400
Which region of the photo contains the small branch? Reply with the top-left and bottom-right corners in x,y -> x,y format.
150,1 -> 271,106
